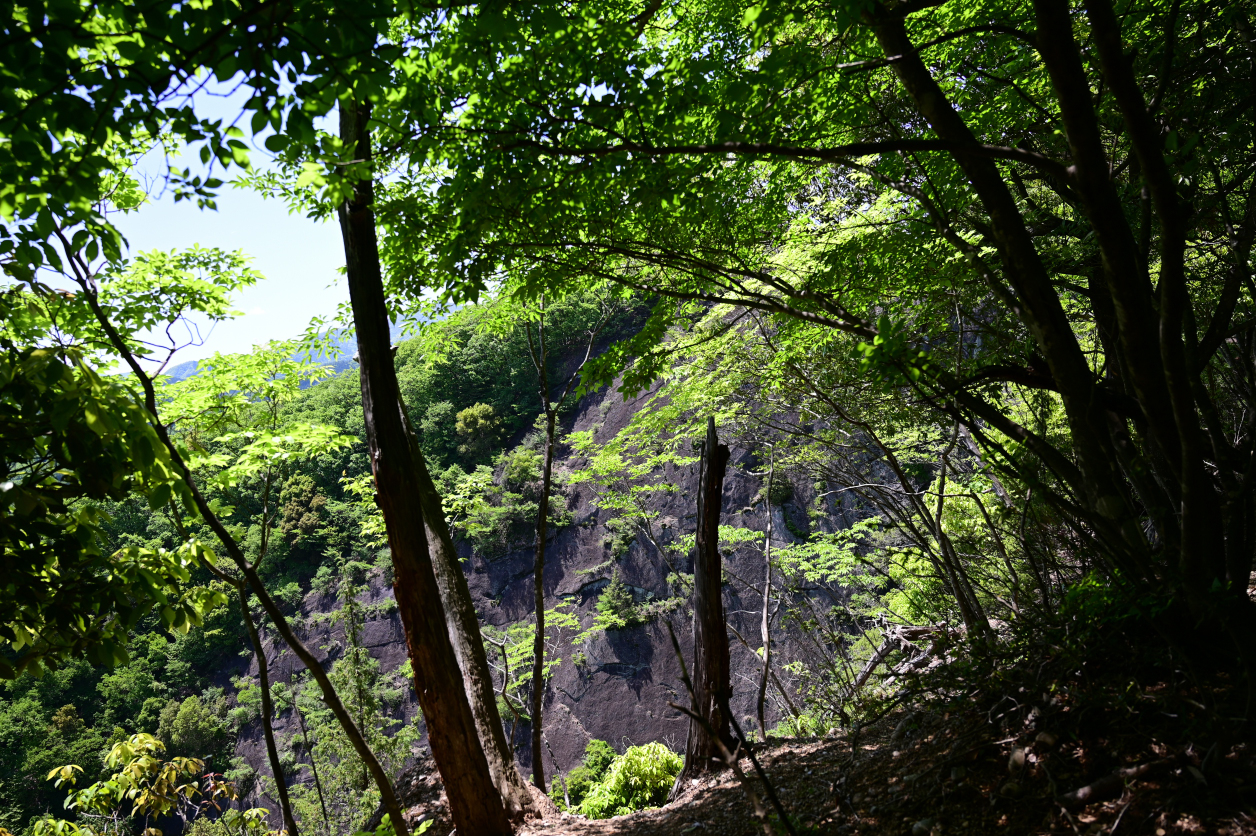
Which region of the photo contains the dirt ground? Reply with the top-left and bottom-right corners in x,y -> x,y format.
381,703 -> 1256,836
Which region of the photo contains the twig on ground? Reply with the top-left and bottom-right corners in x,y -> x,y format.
663,622 -> 798,828
1057,758 -> 1174,811
666,623 -> 778,836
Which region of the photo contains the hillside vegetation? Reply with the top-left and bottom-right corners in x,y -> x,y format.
3,0 -> 1256,833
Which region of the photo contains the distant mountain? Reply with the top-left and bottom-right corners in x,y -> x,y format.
158,323 -> 410,385
162,357 -> 201,383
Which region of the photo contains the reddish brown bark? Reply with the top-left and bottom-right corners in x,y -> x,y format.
409,443 -> 536,818
337,97 -> 511,836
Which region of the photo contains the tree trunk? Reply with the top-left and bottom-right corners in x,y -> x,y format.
530,407 -> 556,792
678,417 -> 733,782
757,450 -> 773,743
337,96 -> 511,836
239,592 -> 298,836
408,440 -> 537,818
390,383 -> 535,818
934,422 -> 990,636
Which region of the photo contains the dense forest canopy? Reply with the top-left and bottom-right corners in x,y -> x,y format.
2,0 -> 1255,834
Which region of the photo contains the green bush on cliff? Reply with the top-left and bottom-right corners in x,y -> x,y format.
594,570 -> 640,630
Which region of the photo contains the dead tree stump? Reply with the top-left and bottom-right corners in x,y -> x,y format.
678,417 -> 734,783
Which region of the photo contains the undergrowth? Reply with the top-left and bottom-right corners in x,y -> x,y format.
551,739 -> 683,819
863,580 -> 1256,834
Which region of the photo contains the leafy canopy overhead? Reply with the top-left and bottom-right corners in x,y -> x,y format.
356,0 -> 1256,622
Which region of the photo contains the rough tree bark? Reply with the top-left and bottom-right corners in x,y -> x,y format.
408,443 -> 537,818
390,386 -> 536,817
337,96 -> 511,836
678,417 -> 734,784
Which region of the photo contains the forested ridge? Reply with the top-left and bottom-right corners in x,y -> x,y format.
0,299 -> 651,833
3,0 -> 1256,833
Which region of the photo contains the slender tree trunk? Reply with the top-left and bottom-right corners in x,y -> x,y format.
935,422 -> 990,636
339,570 -> 372,789
520,297 -> 603,797
76,278 -> 412,836
530,407 -> 556,792
337,96 -> 511,836
757,450 -> 773,743
678,417 -> 733,783
292,699 -> 331,836
727,622 -> 801,722
239,592 -> 298,836
525,308 -> 555,794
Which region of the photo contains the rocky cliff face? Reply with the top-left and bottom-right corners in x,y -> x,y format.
231,373 -> 847,804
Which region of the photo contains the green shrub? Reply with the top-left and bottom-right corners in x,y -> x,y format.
550,738 -> 617,811
280,473 -> 327,547
767,477 -> 793,506
581,738 -> 617,777
158,693 -> 230,765
502,445 -> 543,492
312,563 -> 336,595
420,401 -> 457,465
274,580 -> 304,611
576,742 -> 683,819
373,547 -> 394,583
594,570 -> 641,630
455,402 -> 501,460
228,678 -> 262,728
601,517 -> 637,558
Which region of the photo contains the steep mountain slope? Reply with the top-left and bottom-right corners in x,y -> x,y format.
230,369 -> 848,803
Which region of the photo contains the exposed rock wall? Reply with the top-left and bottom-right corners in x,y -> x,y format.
231,374 -> 848,807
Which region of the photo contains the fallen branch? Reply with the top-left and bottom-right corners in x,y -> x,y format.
667,623 -> 797,836
1056,758 -> 1174,811
847,621 -> 950,695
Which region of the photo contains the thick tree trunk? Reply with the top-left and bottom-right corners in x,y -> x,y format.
530,408 -> 556,792
239,593 -> 298,836
407,440 -> 537,818
391,384 -> 536,817
337,97 -> 511,836
679,417 -> 733,782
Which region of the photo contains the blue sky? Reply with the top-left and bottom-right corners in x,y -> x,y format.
112,184 -> 349,363
110,82 -> 350,364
